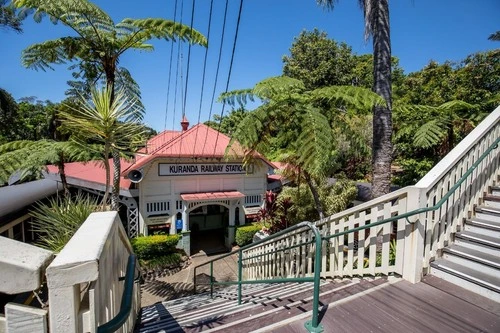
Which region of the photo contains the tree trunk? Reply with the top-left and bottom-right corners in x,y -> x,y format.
371,0 -> 393,198
304,172 -> 324,220
101,143 -> 111,210
56,152 -> 70,197
111,150 -> 121,211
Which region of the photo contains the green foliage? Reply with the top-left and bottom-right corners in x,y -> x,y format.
204,107 -> 248,136
393,158 -> 435,187
0,88 -> 19,143
30,193 -> 99,252
0,0 -> 23,32
235,223 -> 263,247
282,29 -> 356,90
139,253 -> 182,271
279,178 -> 357,224
131,234 -> 180,260
0,139 -> 97,185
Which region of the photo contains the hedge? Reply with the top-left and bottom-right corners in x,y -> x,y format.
131,234 -> 180,260
235,223 -> 263,247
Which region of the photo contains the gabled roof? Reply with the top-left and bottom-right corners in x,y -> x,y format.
124,123 -> 253,172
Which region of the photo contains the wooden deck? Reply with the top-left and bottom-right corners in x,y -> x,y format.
270,275 -> 500,333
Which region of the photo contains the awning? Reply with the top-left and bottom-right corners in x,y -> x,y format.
180,191 -> 245,201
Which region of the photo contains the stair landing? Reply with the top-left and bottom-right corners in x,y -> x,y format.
271,276 -> 500,333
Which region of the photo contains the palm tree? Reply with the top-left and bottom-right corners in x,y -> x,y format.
59,86 -> 147,210
317,0 -> 392,198
14,0 -> 207,209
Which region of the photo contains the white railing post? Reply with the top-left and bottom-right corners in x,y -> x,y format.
402,186 -> 426,283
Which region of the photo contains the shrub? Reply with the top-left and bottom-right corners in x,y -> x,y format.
140,253 -> 182,271
235,223 -> 263,247
30,193 -> 99,252
131,234 -> 180,260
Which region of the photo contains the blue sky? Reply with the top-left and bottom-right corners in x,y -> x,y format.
1,0 -> 499,132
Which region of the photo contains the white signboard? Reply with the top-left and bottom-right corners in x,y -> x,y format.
158,163 -> 252,176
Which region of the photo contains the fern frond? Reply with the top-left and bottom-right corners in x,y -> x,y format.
253,76 -> 305,100
21,37 -> 86,70
295,107 -> 333,178
218,89 -> 254,106
414,119 -> 447,148
310,85 -> 384,113
120,18 -> 207,47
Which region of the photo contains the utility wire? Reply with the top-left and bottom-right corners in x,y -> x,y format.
192,0 -> 214,155
201,0 -> 230,155
172,0 -> 184,131
163,0 -> 179,132
212,0 -> 244,156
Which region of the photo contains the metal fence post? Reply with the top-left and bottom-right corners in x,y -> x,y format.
238,249 -> 243,305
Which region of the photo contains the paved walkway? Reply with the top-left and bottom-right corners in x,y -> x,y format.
141,249 -> 239,307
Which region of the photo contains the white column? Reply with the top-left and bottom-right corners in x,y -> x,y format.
239,203 -> 245,226
402,186 -> 426,283
182,203 -> 188,232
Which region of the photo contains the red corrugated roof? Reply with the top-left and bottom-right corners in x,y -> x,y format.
125,123 -> 250,172
47,159 -> 134,190
180,191 -> 245,201
47,122 -> 274,188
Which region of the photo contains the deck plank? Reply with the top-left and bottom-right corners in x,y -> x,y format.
274,279 -> 500,333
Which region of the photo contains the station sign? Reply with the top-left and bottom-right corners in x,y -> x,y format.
158,163 -> 252,176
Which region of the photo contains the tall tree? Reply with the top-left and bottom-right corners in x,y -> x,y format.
0,88 -> 19,143
283,29 -> 357,90
317,0 -> 393,198
14,0 -> 207,209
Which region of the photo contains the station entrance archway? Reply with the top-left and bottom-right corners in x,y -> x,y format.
189,204 -> 229,255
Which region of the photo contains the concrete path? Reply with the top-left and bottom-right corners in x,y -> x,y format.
141,249 -> 239,307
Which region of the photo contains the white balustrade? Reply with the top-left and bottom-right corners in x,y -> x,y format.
46,211 -> 140,333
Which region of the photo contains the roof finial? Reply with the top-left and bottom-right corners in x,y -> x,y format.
181,116 -> 189,131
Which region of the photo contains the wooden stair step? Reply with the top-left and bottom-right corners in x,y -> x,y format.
430,259 -> 500,293
443,245 -> 500,270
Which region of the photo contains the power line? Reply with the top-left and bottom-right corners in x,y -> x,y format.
163,0 -> 179,132
212,0 -> 244,156
172,0 -> 184,131
201,0 -> 230,155
192,0 -> 214,155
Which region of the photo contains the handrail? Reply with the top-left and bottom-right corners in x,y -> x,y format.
97,254 -> 138,333
323,136 -> 499,241
193,221 -> 324,332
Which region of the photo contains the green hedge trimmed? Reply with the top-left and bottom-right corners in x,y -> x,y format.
131,234 -> 180,260
235,223 -> 263,247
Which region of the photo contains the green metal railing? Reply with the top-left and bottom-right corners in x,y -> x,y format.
97,254 -> 139,333
194,221 -> 324,332
192,136 -> 499,333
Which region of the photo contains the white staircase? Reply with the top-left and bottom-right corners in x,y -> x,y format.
430,186 -> 500,302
